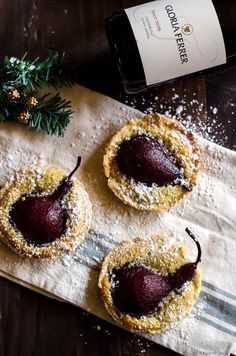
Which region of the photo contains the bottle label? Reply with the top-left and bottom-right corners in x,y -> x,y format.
125,0 -> 226,85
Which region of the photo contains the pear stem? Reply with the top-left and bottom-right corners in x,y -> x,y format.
52,156 -> 82,200
181,181 -> 193,192
185,227 -> 202,265
67,156 -> 81,181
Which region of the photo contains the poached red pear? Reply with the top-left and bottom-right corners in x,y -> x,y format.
110,228 -> 201,317
116,134 -> 189,188
10,157 -> 81,246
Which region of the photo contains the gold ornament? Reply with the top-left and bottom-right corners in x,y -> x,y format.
27,96 -> 38,108
18,111 -> 30,124
7,88 -> 20,100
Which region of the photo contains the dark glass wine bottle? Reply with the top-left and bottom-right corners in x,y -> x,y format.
105,0 -> 236,94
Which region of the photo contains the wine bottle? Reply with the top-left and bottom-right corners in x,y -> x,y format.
105,0 -> 236,94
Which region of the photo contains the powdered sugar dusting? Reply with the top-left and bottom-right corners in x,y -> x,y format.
121,89 -> 236,149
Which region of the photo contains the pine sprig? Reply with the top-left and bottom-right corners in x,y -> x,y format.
0,53 -> 74,136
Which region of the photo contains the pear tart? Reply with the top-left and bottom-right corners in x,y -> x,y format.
103,114 -> 201,211
99,229 -> 201,334
0,158 -> 92,259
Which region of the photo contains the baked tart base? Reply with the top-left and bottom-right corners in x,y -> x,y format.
0,166 -> 92,259
103,114 -> 201,211
99,235 -> 201,334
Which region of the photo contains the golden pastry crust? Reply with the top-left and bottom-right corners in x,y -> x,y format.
103,114 -> 201,211
0,166 -> 92,259
99,235 -> 201,334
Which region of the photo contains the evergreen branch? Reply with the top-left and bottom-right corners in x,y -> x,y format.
0,53 -> 74,136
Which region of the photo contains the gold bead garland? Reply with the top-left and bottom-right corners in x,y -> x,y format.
7,88 -> 20,100
27,96 -> 38,108
18,111 -> 30,124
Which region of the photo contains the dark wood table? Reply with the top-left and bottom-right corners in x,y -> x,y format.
0,1 -> 235,355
